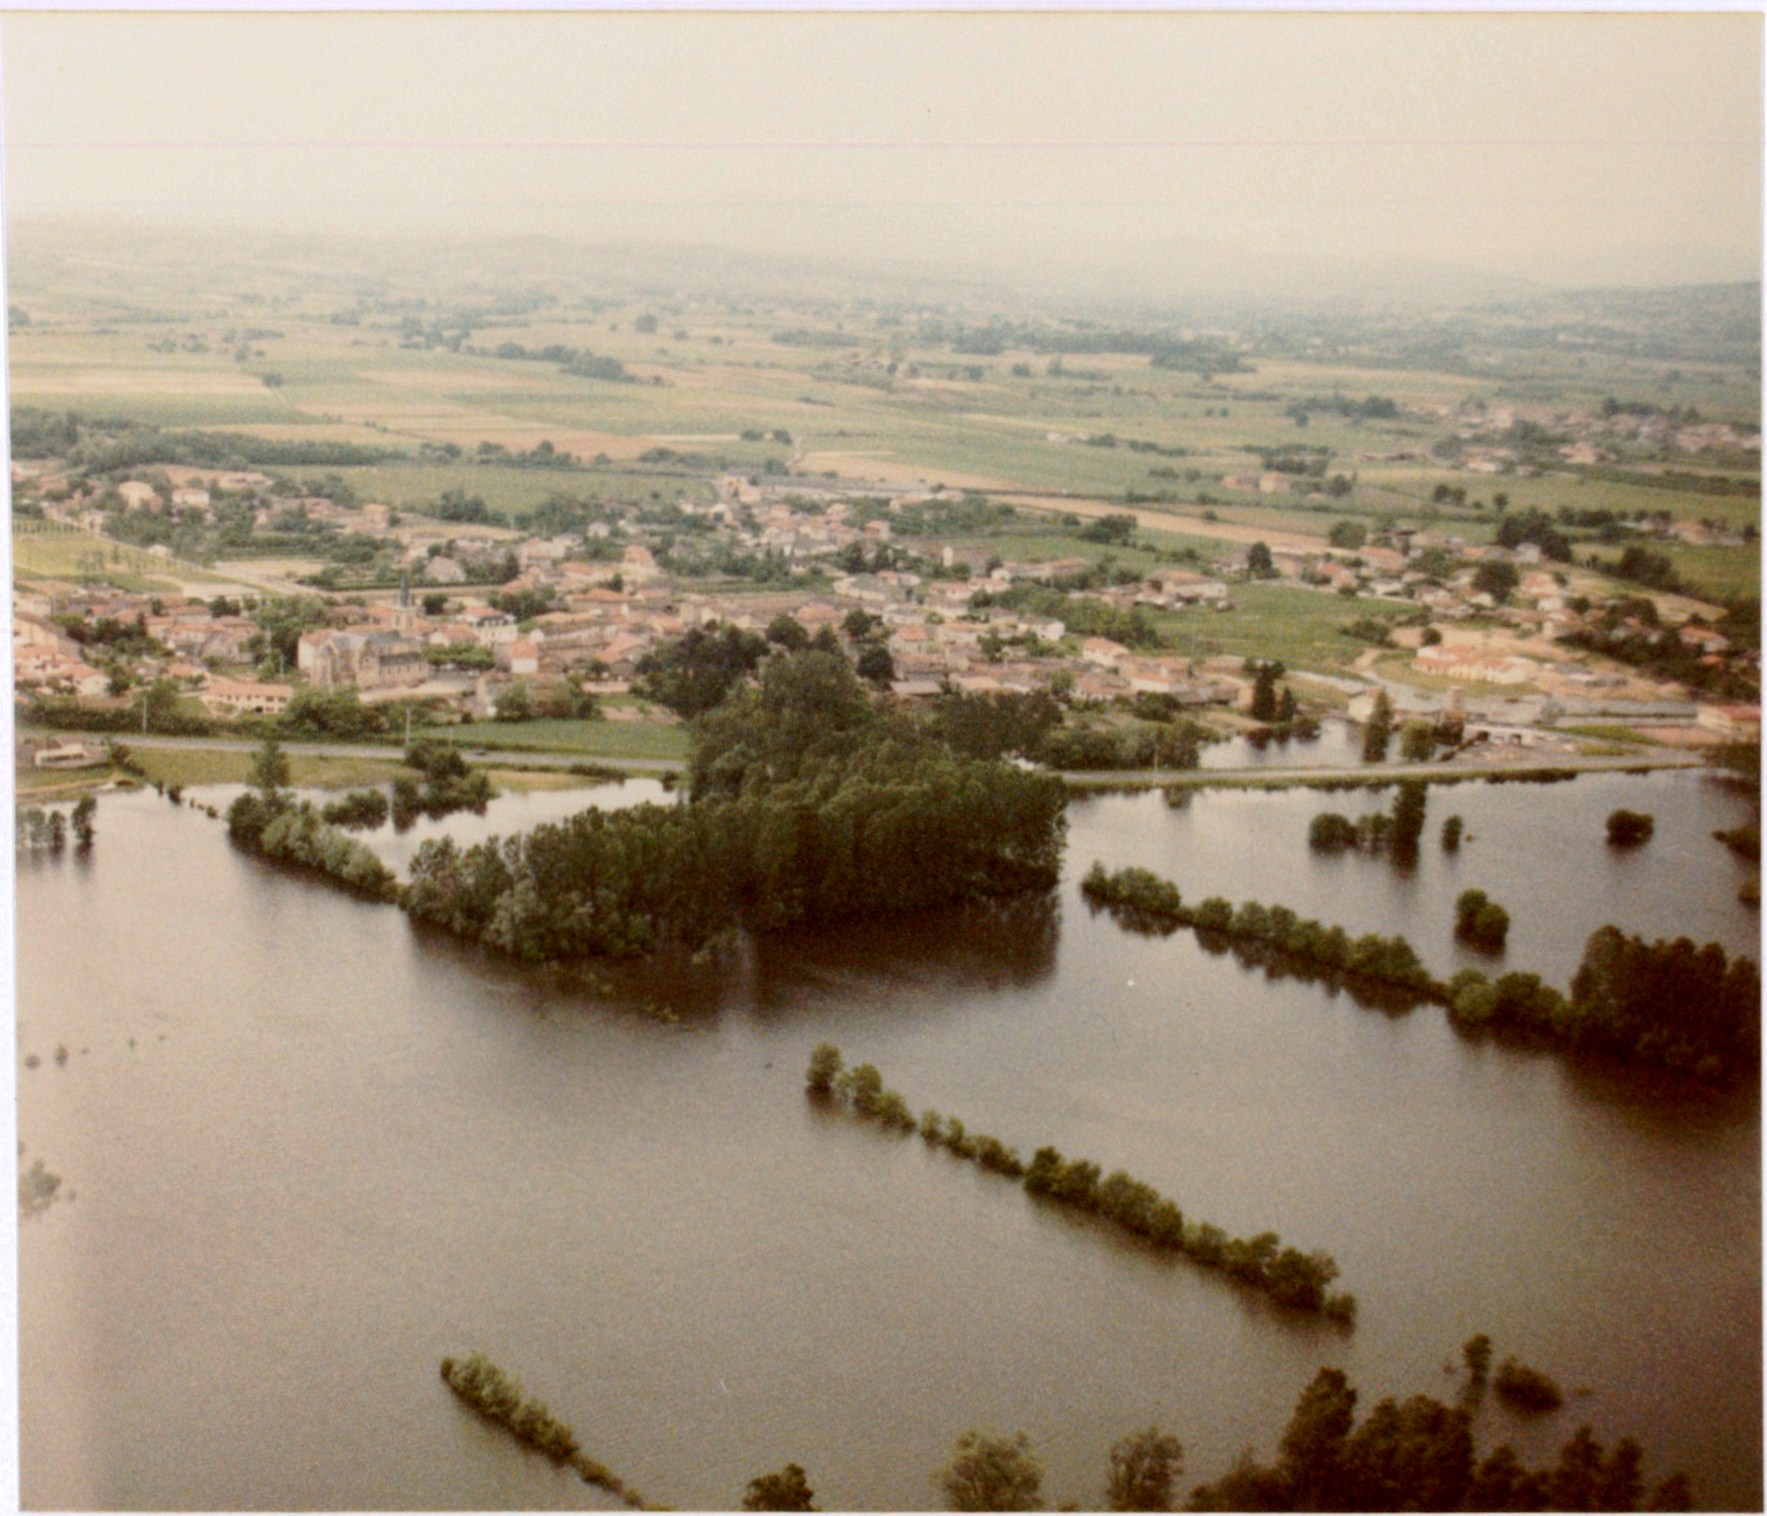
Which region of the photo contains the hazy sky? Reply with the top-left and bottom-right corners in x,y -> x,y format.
3,11 -> 1760,288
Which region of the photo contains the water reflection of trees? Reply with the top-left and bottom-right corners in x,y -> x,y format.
1195,930 -> 1428,1016
747,892 -> 1061,1012
406,891 -> 1061,1023
1079,899 -> 1425,1016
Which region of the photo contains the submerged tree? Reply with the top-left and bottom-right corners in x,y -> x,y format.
1106,1427 -> 1184,1511
935,1430 -> 1044,1512
1361,692 -> 1394,763
742,1462 -> 818,1512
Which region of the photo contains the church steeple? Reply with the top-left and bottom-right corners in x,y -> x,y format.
395,570 -> 416,634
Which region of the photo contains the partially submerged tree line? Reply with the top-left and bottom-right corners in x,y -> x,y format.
806,1045 -> 1356,1323
1082,863 -> 1759,1082
439,1352 -> 646,1507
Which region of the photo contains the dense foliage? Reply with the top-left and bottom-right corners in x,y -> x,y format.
392,742 -> 493,826
1184,1366 -> 1688,1511
935,1431 -> 1045,1512
925,689 -> 1063,762
229,794 -> 398,900
809,1045 -> 1355,1323
320,788 -> 390,831
634,624 -> 769,717
1606,809 -> 1655,846
404,654 -> 1066,961
10,407 -> 398,469
1037,719 -> 1204,773
985,584 -> 1167,650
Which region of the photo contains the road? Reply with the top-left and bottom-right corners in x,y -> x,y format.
108,734 -> 1704,788
1059,750 -> 1706,788
109,734 -> 684,774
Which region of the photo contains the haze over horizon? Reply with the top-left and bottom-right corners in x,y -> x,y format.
3,11 -> 1761,301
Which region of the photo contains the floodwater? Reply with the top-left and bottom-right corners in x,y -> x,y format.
16,769 -> 1761,1510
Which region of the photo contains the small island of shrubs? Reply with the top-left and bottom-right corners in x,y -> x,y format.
1308,781 -> 1428,862
1606,809 -> 1655,846
1453,889 -> 1510,951
807,1044 -> 1356,1324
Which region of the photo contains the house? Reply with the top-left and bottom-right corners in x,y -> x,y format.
214,471 -> 272,493
621,544 -> 661,581
1697,704 -> 1762,741
116,481 -> 161,510
423,557 -> 469,586
499,638 -> 541,677
29,738 -> 107,769
203,678 -> 294,717
1138,570 -> 1229,608
1413,646 -> 1540,685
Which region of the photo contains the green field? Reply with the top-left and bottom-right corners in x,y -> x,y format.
417,717 -> 689,763
1151,583 -> 1415,674
126,748 -> 418,790
12,525 -> 209,591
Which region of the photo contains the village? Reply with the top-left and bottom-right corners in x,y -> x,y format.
12,449 -> 1761,767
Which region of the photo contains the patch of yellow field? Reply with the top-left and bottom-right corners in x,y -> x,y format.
995,494 -> 1327,550
359,367 -> 558,391
313,400 -> 485,424
796,452 -> 1017,492
11,369 -> 266,395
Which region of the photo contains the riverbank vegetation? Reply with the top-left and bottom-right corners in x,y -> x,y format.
391,741 -> 493,825
403,653 -> 1066,961
438,1352 -> 645,1508
806,1044 -> 1355,1324
319,787 -> 389,830
226,740 -> 398,900
1082,864 -> 1759,1081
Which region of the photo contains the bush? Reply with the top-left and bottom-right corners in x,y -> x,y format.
1494,1357 -> 1564,1412
1606,809 -> 1655,846
320,788 -> 390,830
1308,813 -> 1359,852
1454,888 -> 1510,950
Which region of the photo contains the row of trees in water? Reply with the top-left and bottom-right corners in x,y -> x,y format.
438,1348 -> 1685,1511
805,1045 -> 1355,1323
1081,863 -> 1760,1082
438,1353 -> 644,1508
402,654 -> 1068,961
16,795 -> 96,855
1084,865 -> 1436,1000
